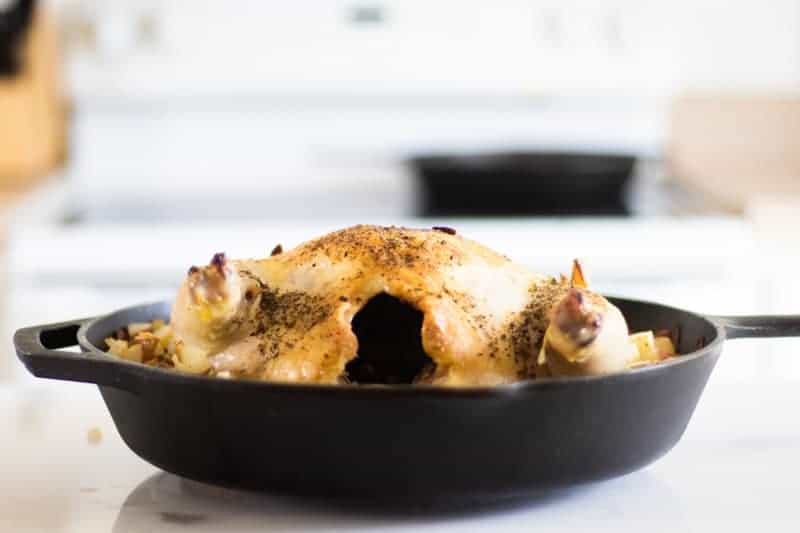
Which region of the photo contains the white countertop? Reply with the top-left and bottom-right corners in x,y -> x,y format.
8,217 -> 755,283
2,369 -> 800,532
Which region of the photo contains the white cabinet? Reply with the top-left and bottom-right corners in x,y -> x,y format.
60,0 -> 800,101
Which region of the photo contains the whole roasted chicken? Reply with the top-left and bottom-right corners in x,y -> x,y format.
164,225 -> 651,386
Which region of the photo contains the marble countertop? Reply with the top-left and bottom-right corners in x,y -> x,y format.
2,365 -> 799,532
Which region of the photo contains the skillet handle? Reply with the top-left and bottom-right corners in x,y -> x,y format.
14,317 -> 125,386
711,315 -> 800,340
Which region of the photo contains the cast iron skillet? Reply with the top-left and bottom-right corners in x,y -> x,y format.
13,298 -> 800,505
411,152 -> 636,216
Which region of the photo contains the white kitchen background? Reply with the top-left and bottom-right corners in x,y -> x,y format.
3,0 -> 800,381
51,0 -> 800,220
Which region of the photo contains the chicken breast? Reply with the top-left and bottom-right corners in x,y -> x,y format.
170,225 -> 636,386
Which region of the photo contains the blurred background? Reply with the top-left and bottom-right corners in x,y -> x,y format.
1,0 -> 800,382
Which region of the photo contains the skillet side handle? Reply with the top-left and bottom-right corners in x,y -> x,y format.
711,315 -> 800,340
14,317 -> 124,386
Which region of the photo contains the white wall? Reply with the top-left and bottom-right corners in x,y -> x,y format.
674,0 -> 800,89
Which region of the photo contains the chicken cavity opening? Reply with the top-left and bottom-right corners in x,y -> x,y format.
346,293 -> 433,384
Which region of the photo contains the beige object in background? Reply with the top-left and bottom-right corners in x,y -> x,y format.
668,93 -> 800,213
0,6 -> 65,381
0,5 -> 65,192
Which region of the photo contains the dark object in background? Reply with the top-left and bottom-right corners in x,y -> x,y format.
411,152 -> 636,216
0,0 -> 34,76
14,298 -> 800,505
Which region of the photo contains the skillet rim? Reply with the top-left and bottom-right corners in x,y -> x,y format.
76,296 -> 725,398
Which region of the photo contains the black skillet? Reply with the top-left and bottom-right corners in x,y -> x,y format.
13,298 -> 800,505
411,152 -> 636,216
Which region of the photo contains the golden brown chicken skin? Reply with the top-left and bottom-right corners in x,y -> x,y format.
169,225 -> 637,386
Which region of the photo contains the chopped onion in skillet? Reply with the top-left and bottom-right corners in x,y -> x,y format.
105,316 -> 677,377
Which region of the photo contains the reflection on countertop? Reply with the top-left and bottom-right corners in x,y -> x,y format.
111,471 -> 681,533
